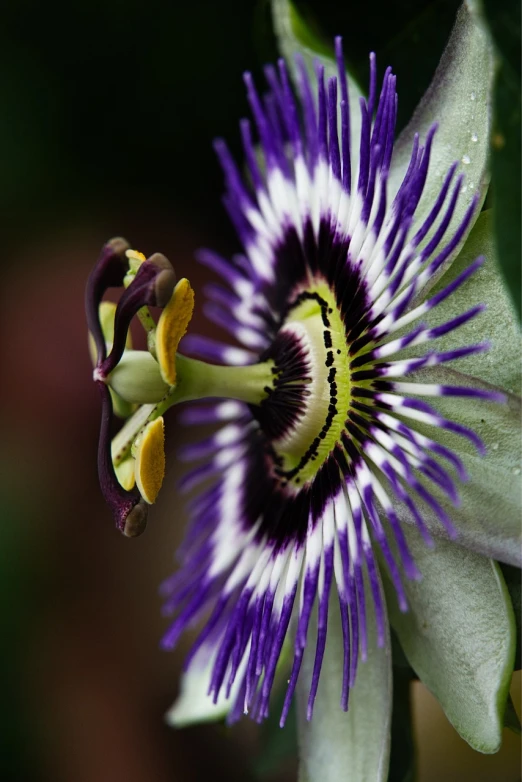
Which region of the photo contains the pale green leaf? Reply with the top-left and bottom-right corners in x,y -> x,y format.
425,210 -> 521,393
384,532 -> 516,753
297,576 -> 392,782
393,366 -> 522,566
390,1 -> 495,294
271,0 -> 364,143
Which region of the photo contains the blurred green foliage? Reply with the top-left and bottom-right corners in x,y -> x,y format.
0,0 -> 261,250
278,0 -> 521,315
270,0 -> 461,128
3,0 -> 506,255
482,0 -> 521,317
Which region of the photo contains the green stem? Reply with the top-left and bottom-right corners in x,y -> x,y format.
168,354 -> 274,406
111,354 -> 273,465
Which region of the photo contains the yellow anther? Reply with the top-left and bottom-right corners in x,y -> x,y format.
115,456 -> 136,491
134,417 -> 165,504
156,278 -> 195,386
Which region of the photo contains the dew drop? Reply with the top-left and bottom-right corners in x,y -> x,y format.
470,91 -> 476,101
512,467 -> 521,476
491,442 -> 499,451
462,154 -> 471,165
471,132 -> 478,143
461,185 -> 468,194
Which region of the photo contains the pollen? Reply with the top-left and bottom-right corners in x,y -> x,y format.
135,416 -> 166,504
157,279 -> 195,386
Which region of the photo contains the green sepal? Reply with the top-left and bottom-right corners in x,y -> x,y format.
271,0 -> 365,142
499,564 -> 521,671
387,667 -> 416,782
165,651 -> 237,728
384,529 -> 516,753
297,576 -> 392,782
393,367 -> 522,567
167,639 -> 293,731
390,1 -> 495,294
482,0 -> 521,318
254,688 -> 297,779
422,210 -> 521,393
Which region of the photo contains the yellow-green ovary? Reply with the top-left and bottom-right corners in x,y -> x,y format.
272,281 -> 351,488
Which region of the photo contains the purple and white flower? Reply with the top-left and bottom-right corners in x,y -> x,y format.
159,39 -> 512,725
87,2 -> 520,776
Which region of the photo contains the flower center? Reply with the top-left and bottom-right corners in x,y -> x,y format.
257,279 -> 351,490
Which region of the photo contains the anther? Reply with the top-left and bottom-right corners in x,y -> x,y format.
156,279 -> 195,385
134,417 -> 166,504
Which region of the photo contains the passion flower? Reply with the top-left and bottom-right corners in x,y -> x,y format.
86,30 -> 518,741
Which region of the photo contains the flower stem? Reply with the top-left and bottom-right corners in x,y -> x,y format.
111,354 -> 273,465
167,354 -> 274,406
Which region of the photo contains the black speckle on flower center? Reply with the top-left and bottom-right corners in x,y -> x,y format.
253,280 -> 355,491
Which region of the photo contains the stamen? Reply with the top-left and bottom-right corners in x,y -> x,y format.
134,417 -> 166,504
156,279 -> 195,385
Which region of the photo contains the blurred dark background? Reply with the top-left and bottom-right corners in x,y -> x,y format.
0,1 -> 519,780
